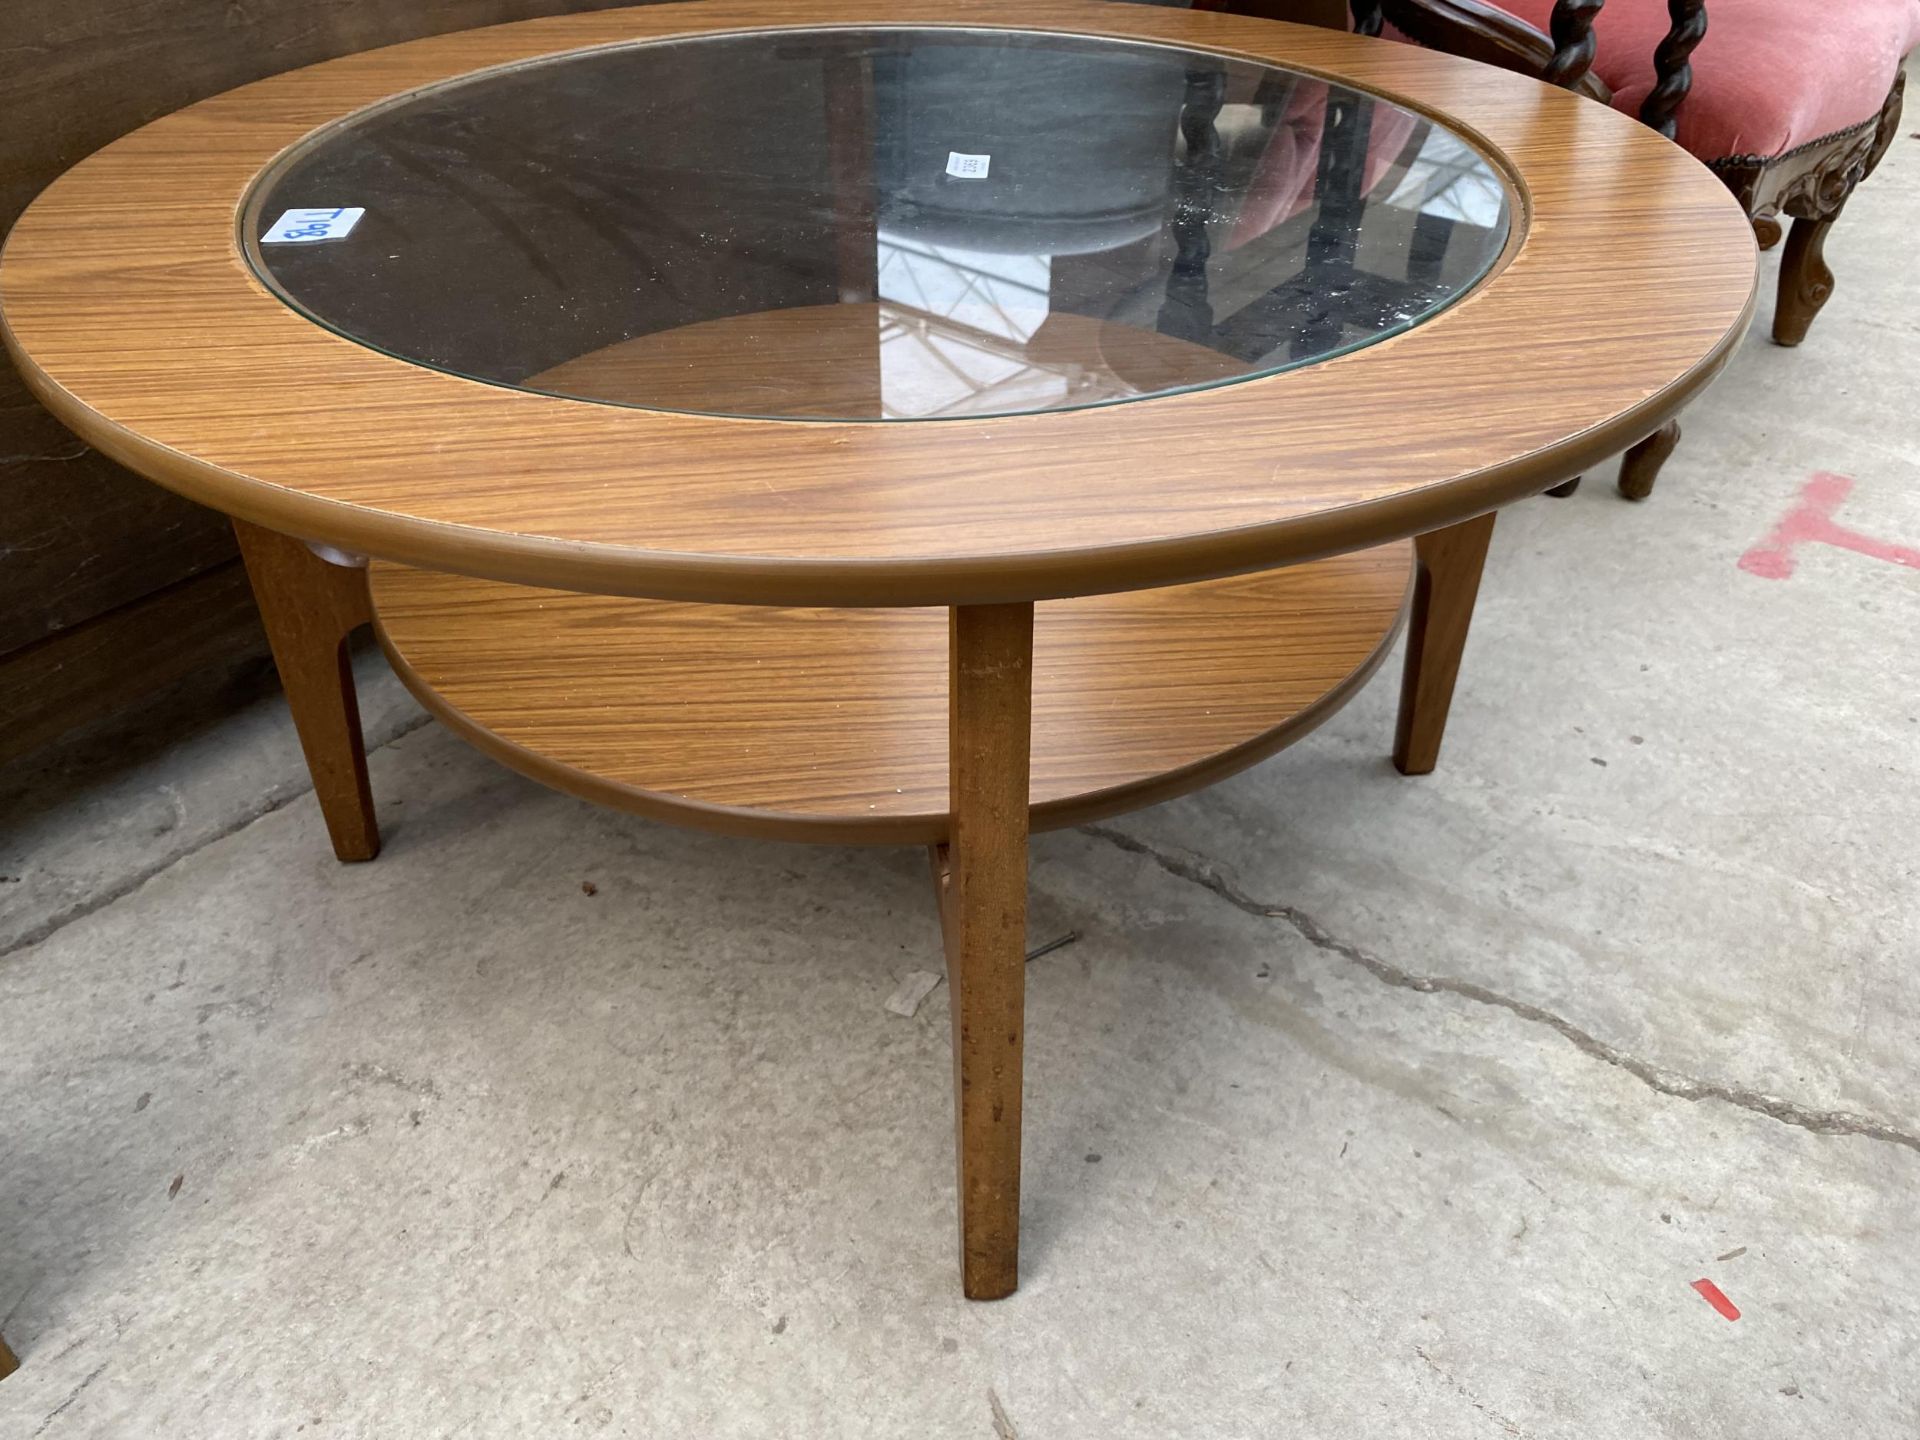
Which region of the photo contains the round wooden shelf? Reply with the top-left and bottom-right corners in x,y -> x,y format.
370,541 -> 1413,843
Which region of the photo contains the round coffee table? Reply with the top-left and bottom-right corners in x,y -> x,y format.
0,0 -> 1755,1301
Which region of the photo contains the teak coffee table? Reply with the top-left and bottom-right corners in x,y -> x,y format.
0,0 -> 1754,1303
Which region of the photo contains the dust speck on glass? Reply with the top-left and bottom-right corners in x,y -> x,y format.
245,26 -> 1512,421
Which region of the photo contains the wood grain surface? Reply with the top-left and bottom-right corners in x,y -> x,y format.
1393,511 -> 1493,775
233,522 -> 381,862
368,541 -> 1413,842
941,602 -> 1035,1300
0,0 -> 1758,608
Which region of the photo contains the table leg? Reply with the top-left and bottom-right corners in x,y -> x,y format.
1394,511 -> 1496,776
1617,419 -> 1680,502
232,520 -> 380,862
0,1329 -> 18,1379
930,602 -> 1034,1300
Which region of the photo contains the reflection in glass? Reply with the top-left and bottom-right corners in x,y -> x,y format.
874,241 -> 1062,419
247,27 -> 1512,421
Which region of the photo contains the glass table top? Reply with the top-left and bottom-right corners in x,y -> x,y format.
246,26 -> 1512,422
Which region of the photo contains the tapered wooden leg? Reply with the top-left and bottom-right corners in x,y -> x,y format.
1617,419 -> 1681,501
1394,512 -> 1495,777
932,602 -> 1034,1300
1545,477 -> 1582,498
232,520 -> 380,862
0,1329 -> 18,1379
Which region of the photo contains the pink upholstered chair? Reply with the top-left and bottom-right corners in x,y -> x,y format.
1358,0 -> 1918,497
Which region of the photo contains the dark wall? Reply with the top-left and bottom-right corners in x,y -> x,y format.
0,0 -> 656,665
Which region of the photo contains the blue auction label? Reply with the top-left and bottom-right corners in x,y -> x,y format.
261,207 -> 366,244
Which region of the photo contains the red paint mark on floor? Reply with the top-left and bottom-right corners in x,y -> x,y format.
1740,473 -> 1920,580
1691,1278 -> 1741,1321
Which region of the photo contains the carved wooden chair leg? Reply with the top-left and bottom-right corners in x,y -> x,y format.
1617,419 -> 1681,501
0,1329 -> 18,1379
1773,214 -> 1841,347
1752,216 -> 1783,252
930,601 -> 1034,1300
1773,72 -> 1904,347
232,520 -> 381,862
1545,477 -> 1582,498
1394,511 -> 1495,776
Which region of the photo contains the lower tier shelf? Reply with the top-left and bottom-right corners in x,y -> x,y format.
370,543 -> 1413,844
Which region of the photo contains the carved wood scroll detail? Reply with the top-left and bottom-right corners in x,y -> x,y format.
1766,71 -> 1907,223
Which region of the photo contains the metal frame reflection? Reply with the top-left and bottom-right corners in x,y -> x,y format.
875,237 -> 1141,419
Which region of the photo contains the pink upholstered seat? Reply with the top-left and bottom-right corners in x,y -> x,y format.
1494,0 -> 1920,160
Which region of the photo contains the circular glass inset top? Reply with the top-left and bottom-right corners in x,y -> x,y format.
246,26 -> 1512,422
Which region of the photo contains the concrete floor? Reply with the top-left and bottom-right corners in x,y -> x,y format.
4,119 -> 1919,1440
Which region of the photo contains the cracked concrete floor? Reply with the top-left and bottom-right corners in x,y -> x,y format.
4,114 -> 1919,1440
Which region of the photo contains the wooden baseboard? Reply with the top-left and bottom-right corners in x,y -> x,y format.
0,559 -> 266,766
